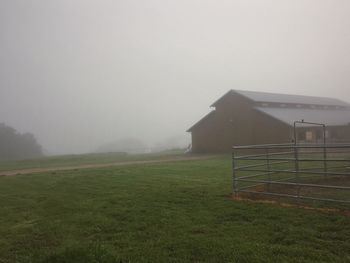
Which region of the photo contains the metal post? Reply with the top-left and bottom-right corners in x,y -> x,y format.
232,150 -> 237,197
323,125 -> 328,177
266,148 -> 271,192
293,122 -> 297,145
293,121 -> 300,203
293,144 -> 301,203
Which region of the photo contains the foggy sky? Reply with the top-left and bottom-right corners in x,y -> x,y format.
1,0 -> 350,154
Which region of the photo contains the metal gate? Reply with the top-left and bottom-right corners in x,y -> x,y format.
232,121 -> 350,206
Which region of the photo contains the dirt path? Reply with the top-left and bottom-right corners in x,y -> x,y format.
0,155 -> 214,177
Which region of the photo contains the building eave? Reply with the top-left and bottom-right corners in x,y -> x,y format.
186,111 -> 216,132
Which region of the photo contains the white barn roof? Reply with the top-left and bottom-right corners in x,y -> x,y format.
256,107 -> 350,127
235,90 -> 350,107
211,89 -> 350,107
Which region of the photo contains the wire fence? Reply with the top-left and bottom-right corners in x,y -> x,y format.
232,143 -> 350,206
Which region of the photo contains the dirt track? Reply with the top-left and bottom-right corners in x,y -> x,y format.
0,155 -> 213,177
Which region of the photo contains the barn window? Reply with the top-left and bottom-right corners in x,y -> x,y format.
306,131 -> 313,141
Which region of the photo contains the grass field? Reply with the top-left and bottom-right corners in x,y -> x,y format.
0,150 -> 187,172
0,154 -> 350,262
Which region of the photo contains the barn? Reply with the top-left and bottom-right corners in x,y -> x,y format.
187,90 -> 350,153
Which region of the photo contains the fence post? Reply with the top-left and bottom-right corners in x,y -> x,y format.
266,148 -> 271,192
323,125 -> 328,177
293,144 -> 301,203
232,150 -> 237,198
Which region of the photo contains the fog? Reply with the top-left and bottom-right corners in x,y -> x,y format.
1,0 -> 349,155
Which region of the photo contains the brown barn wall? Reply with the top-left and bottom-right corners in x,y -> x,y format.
190,92 -> 292,153
328,126 -> 350,143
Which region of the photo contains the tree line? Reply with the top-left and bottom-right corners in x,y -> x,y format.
0,123 -> 43,160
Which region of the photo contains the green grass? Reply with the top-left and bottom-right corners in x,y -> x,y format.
0,150 -> 187,172
0,156 -> 349,262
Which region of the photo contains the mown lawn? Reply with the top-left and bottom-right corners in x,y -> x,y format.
0,156 -> 349,262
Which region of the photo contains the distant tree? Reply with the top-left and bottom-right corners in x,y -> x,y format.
0,123 -> 43,160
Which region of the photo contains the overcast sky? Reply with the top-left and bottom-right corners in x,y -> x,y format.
1,0 -> 349,154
